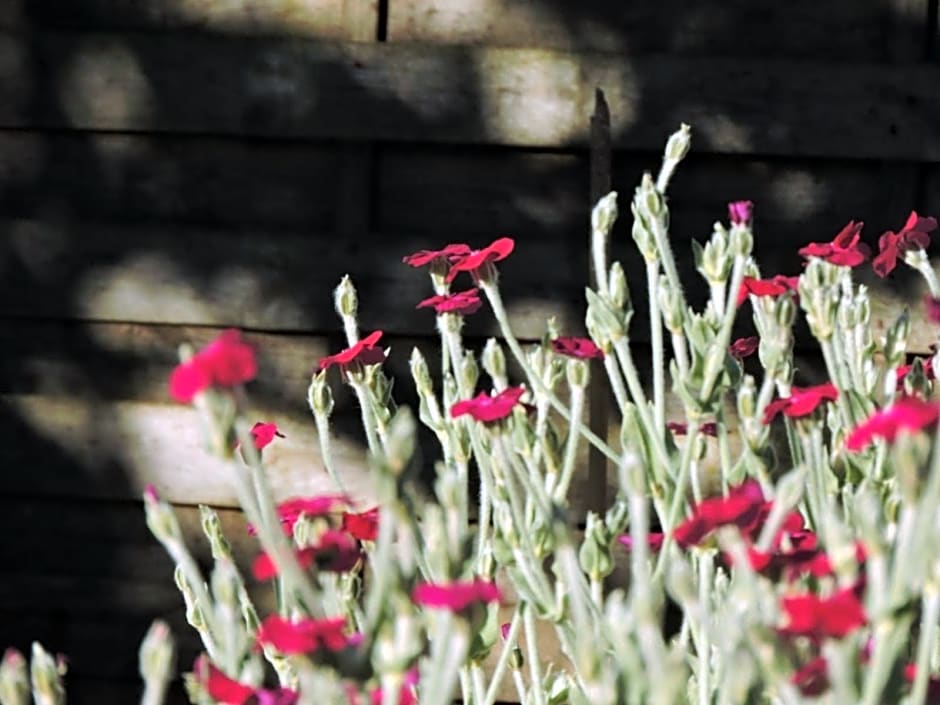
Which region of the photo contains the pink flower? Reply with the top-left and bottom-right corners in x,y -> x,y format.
450,386 -> 525,423
342,507 -> 379,541
193,655 -> 299,705
729,336 -> 759,359
445,237 -> 515,283
617,533 -> 665,552
402,243 -> 472,268
550,336 -> 604,360
412,579 -> 502,611
252,531 -> 361,579
168,330 -> 257,402
737,275 -> 800,307
666,421 -> 718,437
252,547 -> 317,581
673,480 -> 766,548
873,211 -> 938,278
791,657 -> 830,697
762,382 -> 838,424
845,397 -> 940,451
250,422 -> 284,450
417,289 -> 483,316
728,200 -> 754,225
257,615 -> 352,654
779,588 -> 866,639
798,221 -> 870,267
249,494 -> 349,536
318,331 -> 386,372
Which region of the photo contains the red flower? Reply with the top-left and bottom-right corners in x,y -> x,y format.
617,533 -> 665,552
450,386 -> 525,423
845,397 -> 940,451
252,547 -> 317,581
412,579 -> 502,611
728,200 -> 754,225
791,657 -> 830,697
673,480 -> 766,548
250,422 -> 284,450
416,288 -> 483,316
729,336 -> 759,359
666,421 -> 718,436
798,221 -> 870,267
248,494 -> 349,537
318,331 -> 386,372
193,655 -> 299,705
257,615 -> 352,654
168,329 -> 257,402
762,382 -> 838,424
873,211 -> 938,278
779,588 -> 866,639
252,531 -> 361,579
927,296 -> 940,323
402,243 -> 472,268
342,507 -> 379,541
445,237 -> 515,283
737,275 -> 800,307
550,336 -> 604,360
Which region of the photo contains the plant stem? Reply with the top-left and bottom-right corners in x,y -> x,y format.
647,259 -> 666,431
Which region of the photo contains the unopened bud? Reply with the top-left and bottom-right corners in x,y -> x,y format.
0,649 -> 29,705
884,310 -> 910,367
144,488 -> 182,544
730,224 -> 753,258
409,348 -> 434,397
579,513 -> 614,581
774,295 -> 796,328
608,261 -> 630,313
566,358 -> 590,389
334,275 -> 358,318
200,505 -> 233,562
737,375 -> 757,420
385,407 -> 417,477
307,372 -> 334,418
139,620 -> 176,696
664,123 -> 691,163
591,192 -> 619,235
29,643 -> 65,705
482,339 -> 507,388
639,173 -> 663,217
630,204 -> 658,261
460,351 -> 479,393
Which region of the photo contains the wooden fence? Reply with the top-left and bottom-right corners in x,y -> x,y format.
0,0 -> 938,702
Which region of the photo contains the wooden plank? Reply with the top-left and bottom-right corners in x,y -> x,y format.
0,1 -> 377,40
0,33 -> 938,159
388,0 -> 919,60
0,131 -> 341,228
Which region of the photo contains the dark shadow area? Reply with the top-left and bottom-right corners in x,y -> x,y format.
0,1 -> 936,701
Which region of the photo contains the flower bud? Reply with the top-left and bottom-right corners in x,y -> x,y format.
591,191 -> 619,235
459,351 -> 479,394
773,294 -> 796,328
482,338 -> 508,388
578,513 -> 614,581
210,558 -> 241,611
608,261 -> 631,313
630,203 -> 659,261
409,348 -> 434,397
730,224 -> 753,258
884,310 -> 910,368
385,407 -> 417,477
736,375 -> 757,420
29,643 -> 65,705
658,275 -> 684,333
0,649 -> 29,705
139,621 -> 176,696
638,173 -> 662,217
664,123 -> 691,163
144,487 -> 183,545
307,372 -> 334,418
334,274 -> 358,318
585,288 -> 626,342
200,505 -> 233,562
566,358 -> 590,390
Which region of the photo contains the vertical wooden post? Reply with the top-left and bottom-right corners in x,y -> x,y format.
586,89 -> 611,513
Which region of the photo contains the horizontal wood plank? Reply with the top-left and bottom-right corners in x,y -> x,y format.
0,0 -> 377,40
0,32 -> 937,159
388,0 -> 924,60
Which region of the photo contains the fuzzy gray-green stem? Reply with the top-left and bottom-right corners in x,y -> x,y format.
910,587 -> 940,705
647,258 -> 667,431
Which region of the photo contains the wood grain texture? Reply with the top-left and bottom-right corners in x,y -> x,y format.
0,32 -> 938,158
0,0 -> 378,40
387,0 -> 927,60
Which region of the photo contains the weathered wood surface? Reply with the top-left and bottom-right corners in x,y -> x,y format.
0,0 -> 379,40
388,0 -> 931,60
0,33 -> 938,159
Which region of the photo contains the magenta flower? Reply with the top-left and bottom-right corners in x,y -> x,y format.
402,243 -> 472,268
445,237 -> 515,283
256,615 -> 353,654
729,336 -> 759,359
412,579 -> 502,611
873,211 -> 938,278
762,382 -> 838,424
550,336 -> 604,360
728,200 -> 754,225
798,221 -> 870,267
617,533 -> 665,552
791,657 -> 830,697
318,331 -> 386,372
673,480 -> 766,548
450,386 -> 525,423
737,275 -> 800,307
168,329 -> 257,403
342,507 -> 379,541
252,494 -> 349,536
250,422 -> 284,450
845,397 -> 940,451
779,588 -> 866,639
416,288 -> 482,316
666,421 -> 717,437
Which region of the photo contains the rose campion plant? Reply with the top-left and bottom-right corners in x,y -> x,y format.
9,125 -> 940,705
